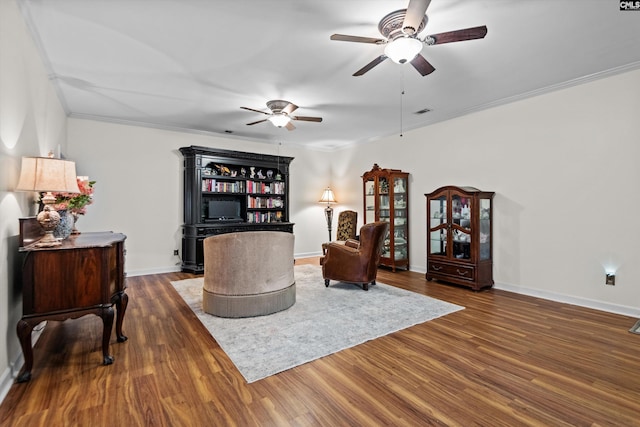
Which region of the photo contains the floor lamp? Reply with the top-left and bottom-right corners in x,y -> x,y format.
318,187 -> 337,241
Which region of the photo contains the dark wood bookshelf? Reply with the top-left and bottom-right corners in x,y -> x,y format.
180,146 -> 294,274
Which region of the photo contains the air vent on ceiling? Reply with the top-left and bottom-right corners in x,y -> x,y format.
414,108 -> 431,115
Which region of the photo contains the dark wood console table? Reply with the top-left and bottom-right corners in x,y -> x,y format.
17,221 -> 128,382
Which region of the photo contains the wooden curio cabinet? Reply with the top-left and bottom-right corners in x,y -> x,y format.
362,164 -> 409,272
180,146 -> 294,274
425,186 -> 495,290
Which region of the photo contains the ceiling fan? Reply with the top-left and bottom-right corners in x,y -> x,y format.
330,0 -> 487,76
241,100 -> 323,131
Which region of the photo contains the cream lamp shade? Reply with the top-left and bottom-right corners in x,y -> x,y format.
16,156 -> 81,194
318,187 -> 337,205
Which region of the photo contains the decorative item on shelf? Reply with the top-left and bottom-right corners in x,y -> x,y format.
15,154 -> 81,247
318,187 -> 337,241
380,179 -> 389,194
48,176 -> 96,235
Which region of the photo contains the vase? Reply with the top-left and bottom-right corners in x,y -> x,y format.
53,210 -> 74,240
71,211 -> 81,235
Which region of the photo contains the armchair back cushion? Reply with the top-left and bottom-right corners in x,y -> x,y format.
203,231 -> 295,317
335,210 -> 358,242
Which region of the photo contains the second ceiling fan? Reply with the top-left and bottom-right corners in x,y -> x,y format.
241,100 -> 322,131
331,0 -> 487,76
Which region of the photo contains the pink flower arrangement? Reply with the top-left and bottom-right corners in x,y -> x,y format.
50,176 -> 96,215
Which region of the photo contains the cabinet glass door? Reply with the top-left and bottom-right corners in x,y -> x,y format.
378,177 -> 390,257
429,195 -> 447,256
451,193 -> 472,260
479,197 -> 491,260
392,177 -> 408,260
364,179 -> 376,223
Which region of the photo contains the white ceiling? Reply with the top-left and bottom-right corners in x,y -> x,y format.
18,0 -> 640,150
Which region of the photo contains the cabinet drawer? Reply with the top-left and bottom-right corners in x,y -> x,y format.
428,262 -> 475,281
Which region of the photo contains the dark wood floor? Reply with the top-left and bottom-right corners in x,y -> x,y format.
2,257 -> 640,426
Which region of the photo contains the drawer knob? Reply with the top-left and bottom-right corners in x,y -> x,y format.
456,269 -> 469,276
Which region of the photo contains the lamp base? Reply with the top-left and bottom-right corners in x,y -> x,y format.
35,206 -> 62,247
324,206 -> 334,242
34,231 -> 62,247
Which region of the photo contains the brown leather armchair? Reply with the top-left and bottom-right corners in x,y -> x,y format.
320,221 -> 389,291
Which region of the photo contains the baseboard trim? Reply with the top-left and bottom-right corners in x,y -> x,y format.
493,282 -> 640,318
126,265 -> 181,277
406,267 -> 639,318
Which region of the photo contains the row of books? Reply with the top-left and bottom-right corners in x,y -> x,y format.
202,179 -> 285,195
246,211 -> 283,223
247,196 -> 283,209
246,180 -> 285,195
202,179 -> 245,193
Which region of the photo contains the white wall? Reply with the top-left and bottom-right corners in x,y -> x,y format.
0,0 -> 69,399
66,119 -> 334,275
331,68 -> 640,316
68,67 -> 640,317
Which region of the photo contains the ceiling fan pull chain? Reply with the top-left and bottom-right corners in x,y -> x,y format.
400,68 -> 405,137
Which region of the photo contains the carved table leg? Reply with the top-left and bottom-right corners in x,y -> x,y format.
16,319 -> 35,383
100,306 -> 115,365
114,291 -> 128,342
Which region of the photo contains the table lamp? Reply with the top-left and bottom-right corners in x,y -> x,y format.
318,187 -> 337,241
16,154 -> 81,247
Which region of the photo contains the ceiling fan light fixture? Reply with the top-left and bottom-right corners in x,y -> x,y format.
268,114 -> 291,128
384,37 -> 423,64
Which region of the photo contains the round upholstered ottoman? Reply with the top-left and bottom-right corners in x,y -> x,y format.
202,231 -> 295,318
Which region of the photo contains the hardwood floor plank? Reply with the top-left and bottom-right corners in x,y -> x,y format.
2,258 -> 640,426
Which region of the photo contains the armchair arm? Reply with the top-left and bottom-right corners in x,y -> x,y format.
344,239 -> 360,249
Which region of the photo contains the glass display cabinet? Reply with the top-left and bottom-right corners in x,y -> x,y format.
425,186 -> 494,290
362,164 -> 409,271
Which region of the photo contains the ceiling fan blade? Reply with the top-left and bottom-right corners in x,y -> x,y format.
291,116 -> 323,122
403,0 -> 431,35
426,25 -> 488,45
410,54 -> 435,76
282,102 -> 298,115
246,119 -> 268,126
285,122 -> 296,131
330,34 -> 386,44
241,106 -> 270,115
353,55 -> 388,76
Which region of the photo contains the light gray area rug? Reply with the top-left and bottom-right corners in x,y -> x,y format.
171,264 -> 464,383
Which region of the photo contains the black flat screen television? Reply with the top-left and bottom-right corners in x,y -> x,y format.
207,200 -> 242,222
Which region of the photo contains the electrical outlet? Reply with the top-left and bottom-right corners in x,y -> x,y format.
173,249 -> 179,256
606,273 -> 615,286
